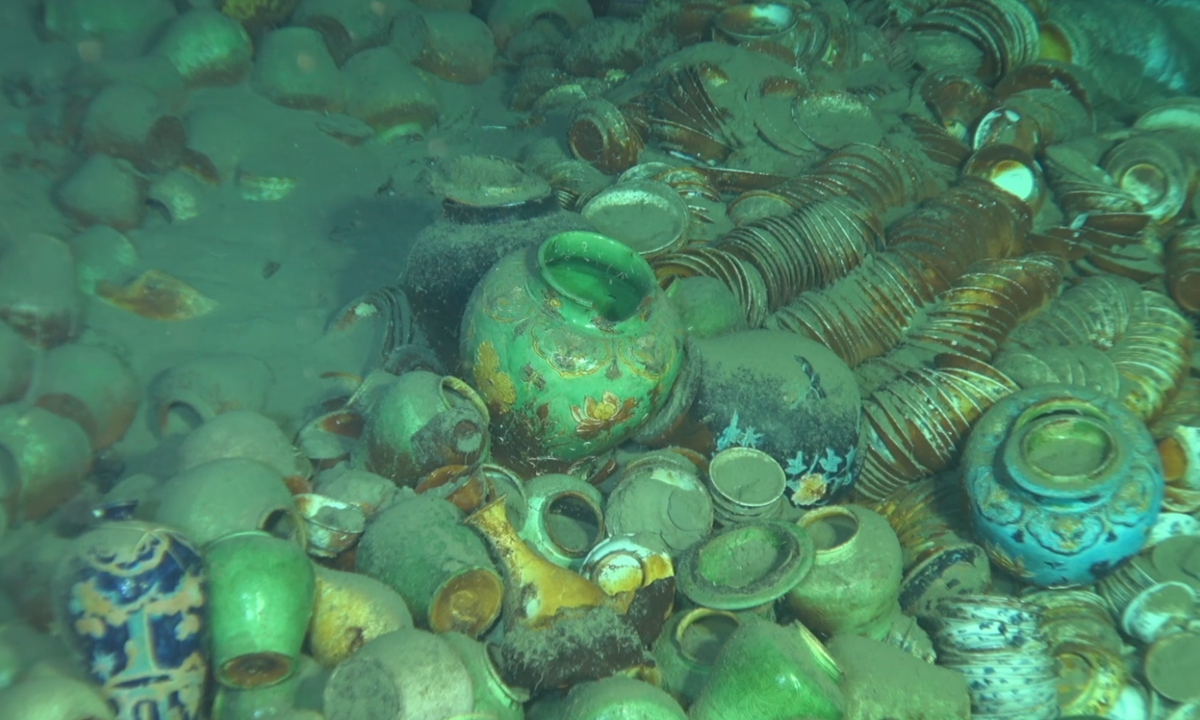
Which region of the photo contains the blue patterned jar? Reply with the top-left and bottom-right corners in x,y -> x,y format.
962,384 -> 1164,588
54,501 -> 209,719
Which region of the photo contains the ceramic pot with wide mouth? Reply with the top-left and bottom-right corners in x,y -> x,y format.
308,565 -> 413,668
963,384 -> 1165,587
0,232 -> 84,349
251,27 -> 343,111
560,676 -> 687,720
0,404 -> 93,522
652,607 -> 762,706
520,472 -> 605,570
151,8 -> 254,88
0,671 -> 117,720
323,629 -> 474,720
31,342 -> 141,451
177,409 -> 310,489
786,504 -> 904,640
149,353 -> 275,437
80,82 -> 187,174
340,48 -> 440,142
689,620 -> 845,720
0,322 -> 34,404
460,231 -> 685,475
153,457 -> 303,549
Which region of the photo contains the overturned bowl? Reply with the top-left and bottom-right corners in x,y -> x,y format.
428,155 -> 556,224
581,179 -> 690,258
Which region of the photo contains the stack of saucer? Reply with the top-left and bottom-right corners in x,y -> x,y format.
928,595 -> 1060,720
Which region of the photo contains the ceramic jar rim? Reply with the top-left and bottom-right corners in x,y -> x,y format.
1003,399 -> 1128,500
674,607 -> 742,665
536,231 -> 656,322
540,489 -> 606,559
797,505 -> 860,556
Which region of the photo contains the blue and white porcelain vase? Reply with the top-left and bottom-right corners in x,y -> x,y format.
962,384 -> 1164,588
54,501 -> 209,719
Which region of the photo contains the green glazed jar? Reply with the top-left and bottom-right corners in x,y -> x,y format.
560,676 -> 687,720
653,608 -> 759,706
440,632 -> 528,720
205,531 -> 316,690
461,231 -> 685,471
689,621 -> 844,720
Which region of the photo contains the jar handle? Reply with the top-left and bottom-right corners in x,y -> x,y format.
440,375 -> 492,470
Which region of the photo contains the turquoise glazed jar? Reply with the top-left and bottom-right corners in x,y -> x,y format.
962,384 -> 1164,588
54,501 -> 208,719
460,231 -> 685,471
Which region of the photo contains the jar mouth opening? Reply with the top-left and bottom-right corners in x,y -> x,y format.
538,232 -> 656,323
675,608 -> 741,664
800,506 -> 859,552
1006,401 -> 1126,498
709,446 -> 787,507
1021,414 -> 1114,478
544,491 -> 604,558
219,651 -> 294,690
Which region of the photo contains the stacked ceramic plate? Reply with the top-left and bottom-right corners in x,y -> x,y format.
929,595 -> 1060,720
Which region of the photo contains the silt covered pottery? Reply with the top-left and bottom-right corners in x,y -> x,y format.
352,370 -> 491,487
681,330 -> 863,507
54,502 -> 208,720
962,384 -> 1165,587
460,231 -> 685,470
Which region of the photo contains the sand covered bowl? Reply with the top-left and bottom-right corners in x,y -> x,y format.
427,155 -> 556,223
581,179 -> 690,257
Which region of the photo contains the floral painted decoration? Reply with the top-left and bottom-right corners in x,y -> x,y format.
716,411 -> 764,451
571,391 -> 638,440
785,445 -> 858,507
473,340 -> 517,412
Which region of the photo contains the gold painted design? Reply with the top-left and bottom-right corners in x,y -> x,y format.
473,341 -> 517,413
531,320 -> 611,378
571,391 -> 638,440
618,330 -> 677,381
481,279 -> 530,324
984,539 -> 1034,580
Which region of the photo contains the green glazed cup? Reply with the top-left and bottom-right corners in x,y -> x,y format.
205,531 -> 316,689
689,621 -> 844,720
460,231 -> 685,472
